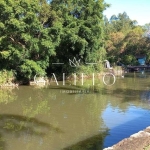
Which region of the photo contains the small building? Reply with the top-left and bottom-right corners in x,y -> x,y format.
136,55 -> 146,65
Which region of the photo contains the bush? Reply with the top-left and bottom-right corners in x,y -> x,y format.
0,70 -> 15,85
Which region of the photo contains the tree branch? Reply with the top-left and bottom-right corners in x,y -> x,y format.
9,36 -> 26,49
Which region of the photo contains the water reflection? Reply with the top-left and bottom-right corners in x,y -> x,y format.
0,114 -> 63,150
141,90 -> 150,102
103,106 -> 150,147
0,73 -> 150,149
63,131 -> 108,150
0,88 -> 17,104
0,86 -> 109,150
102,73 -> 150,148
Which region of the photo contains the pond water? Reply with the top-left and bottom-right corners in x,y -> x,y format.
0,72 -> 150,150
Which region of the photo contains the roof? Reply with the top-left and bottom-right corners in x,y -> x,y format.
136,55 -> 146,59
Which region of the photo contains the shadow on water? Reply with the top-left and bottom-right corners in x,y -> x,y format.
0,114 -> 63,150
63,130 -> 109,150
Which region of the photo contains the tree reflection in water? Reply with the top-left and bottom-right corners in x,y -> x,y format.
0,88 -> 17,104
63,131 -> 108,150
141,90 -> 150,105
0,114 -> 63,150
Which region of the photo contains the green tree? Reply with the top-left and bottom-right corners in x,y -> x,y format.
104,12 -> 143,65
105,31 -> 125,63
0,0 -> 61,80
50,0 -> 107,74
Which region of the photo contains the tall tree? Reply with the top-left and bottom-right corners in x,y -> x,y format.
50,0 -> 108,74
104,12 -> 142,64
0,0 -> 61,79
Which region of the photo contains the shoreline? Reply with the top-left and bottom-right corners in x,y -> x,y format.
104,126 -> 150,150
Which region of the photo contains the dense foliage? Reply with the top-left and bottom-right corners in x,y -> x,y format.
0,0 -> 107,81
0,0 -> 150,82
104,12 -> 150,66
50,0 -> 107,74
0,0 -> 61,80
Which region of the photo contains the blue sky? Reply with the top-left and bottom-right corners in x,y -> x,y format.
103,0 -> 150,25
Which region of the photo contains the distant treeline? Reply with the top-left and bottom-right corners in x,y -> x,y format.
104,12 -> 150,66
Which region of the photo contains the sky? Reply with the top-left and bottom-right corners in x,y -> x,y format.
103,0 -> 150,25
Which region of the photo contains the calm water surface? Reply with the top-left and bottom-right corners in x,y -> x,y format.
0,73 -> 150,150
